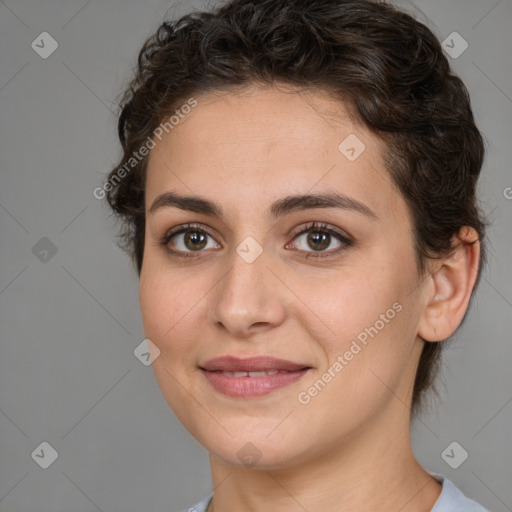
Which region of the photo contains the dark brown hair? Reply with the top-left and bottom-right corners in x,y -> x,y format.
104,0 -> 486,415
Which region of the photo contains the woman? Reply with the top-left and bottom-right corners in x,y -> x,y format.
105,0 -> 489,510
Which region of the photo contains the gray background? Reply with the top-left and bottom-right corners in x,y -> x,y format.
0,0 -> 511,510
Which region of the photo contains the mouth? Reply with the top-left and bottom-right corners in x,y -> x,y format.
199,356 -> 312,398
199,355 -> 310,372
211,369 -> 299,377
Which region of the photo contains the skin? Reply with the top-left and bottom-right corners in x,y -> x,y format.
139,83 -> 480,512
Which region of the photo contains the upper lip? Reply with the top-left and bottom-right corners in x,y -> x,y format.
200,356 -> 311,372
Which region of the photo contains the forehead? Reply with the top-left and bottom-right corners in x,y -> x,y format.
145,84 -> 403,222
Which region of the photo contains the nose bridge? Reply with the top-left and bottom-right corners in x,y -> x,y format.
210,240 -> 286,335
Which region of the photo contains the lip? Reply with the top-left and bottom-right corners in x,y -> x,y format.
199,356 -> 312,398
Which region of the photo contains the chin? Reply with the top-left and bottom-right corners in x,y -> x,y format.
202,430 -> 315,471
212,445 -> 303,471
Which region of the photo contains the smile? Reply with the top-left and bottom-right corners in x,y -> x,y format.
200,367 -> 311,398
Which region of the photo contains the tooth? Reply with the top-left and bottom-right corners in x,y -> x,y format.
247,371 -> 267,377
219,370 -> 291,377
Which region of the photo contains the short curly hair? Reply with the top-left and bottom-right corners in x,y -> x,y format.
103,0 -> 486,415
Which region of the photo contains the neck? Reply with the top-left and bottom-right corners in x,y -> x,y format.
207,402 -> 442,512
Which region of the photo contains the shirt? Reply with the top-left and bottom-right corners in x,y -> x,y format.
179,476 -> 490,512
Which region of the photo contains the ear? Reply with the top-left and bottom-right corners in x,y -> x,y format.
418,227 -> 481,342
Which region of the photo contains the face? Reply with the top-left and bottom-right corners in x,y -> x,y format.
139,84 -> 429,469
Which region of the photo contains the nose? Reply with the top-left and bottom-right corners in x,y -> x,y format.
209,247 -> 287,338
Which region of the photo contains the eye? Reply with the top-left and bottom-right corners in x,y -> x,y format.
287,222 -> 352,259
158,221 -> 352,260
158,224 -> 220,257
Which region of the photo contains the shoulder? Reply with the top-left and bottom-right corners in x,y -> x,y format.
175,478 -> 490,512
432,476 -> 490,512
174,492 -> 213,512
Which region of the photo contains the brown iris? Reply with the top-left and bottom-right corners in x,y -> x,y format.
184,230 -> 208,251
307,231 -> 330,251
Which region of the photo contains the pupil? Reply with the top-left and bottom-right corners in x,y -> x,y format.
308,231 -> 330,251
185,231 -> 207,251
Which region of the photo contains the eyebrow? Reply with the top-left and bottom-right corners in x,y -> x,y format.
149,190 -> 377,220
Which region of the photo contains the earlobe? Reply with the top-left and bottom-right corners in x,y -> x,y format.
418,227 -> 481,342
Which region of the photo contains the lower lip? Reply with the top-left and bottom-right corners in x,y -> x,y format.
200,369 -> 310,398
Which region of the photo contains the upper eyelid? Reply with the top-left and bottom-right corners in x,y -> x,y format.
166,223 -> 220,240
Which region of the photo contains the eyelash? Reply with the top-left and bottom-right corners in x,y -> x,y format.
157,222 -> 353,260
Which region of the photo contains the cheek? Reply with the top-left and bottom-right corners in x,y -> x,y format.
139,267 -> 204,424
139,266 -> 198,363
139,272 -> 171,344
299,266 -> 401,342
299,263 -> 417,388
296,309 -> 414,437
